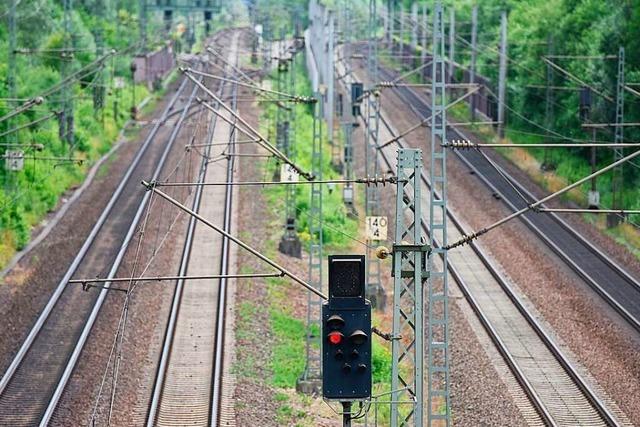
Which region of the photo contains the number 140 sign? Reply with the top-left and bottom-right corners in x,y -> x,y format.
365,216 -> 388,241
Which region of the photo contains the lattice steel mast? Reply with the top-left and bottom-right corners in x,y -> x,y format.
297,93 -> 323,393
609,46 -> 625,228
391,149 -> 427,427
427,3 -> 451,424
365,0 -> 385,309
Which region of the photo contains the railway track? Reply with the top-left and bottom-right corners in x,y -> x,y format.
0,48 -> 214,425
146,31 -> 239,427
334,51 -> 628,425
373,105 -> 626,426
381,67 -> 640,334
0,78 -> 193,426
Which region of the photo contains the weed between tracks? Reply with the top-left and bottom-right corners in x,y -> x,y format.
233,52 -> 393,425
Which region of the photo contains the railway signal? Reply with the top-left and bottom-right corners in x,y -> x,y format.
351,83 -> 363,117
322,255 -> 371,401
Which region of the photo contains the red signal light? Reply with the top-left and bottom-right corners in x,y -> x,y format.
328,331 -> 344,345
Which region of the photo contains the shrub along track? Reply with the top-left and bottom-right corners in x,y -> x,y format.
0,29 -> 233,426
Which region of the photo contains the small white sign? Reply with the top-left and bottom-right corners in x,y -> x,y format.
114,77 -> 125,89
281,164 -> 299,182
366,216 -> 388,241
5,150 -> 24,171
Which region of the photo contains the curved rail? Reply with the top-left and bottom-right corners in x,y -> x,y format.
385,68 -> 640,334
372,91 -> 622,426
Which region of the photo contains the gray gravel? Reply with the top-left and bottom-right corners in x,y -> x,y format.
377,68 -> 639,426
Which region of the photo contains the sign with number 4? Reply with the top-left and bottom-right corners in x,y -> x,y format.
280,164 -> 299,182
365,216 -> 388,241
5,150 -> 24,171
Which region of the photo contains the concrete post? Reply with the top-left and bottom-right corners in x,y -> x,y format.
497,10 -> 508,139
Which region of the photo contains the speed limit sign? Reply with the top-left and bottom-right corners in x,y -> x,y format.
5,150 -> 24,171
280,163 -> 299,182
365,216 -> 388,241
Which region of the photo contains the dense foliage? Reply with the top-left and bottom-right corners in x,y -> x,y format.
390,0 -> 640,223
0,1 -> 159,266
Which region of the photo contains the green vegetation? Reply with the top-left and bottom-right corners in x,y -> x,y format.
0,1 -> 247,269
387,0 -> 640,246
249,46 -> 393,424
0,1 -> 155,267
262,56 -> 360,251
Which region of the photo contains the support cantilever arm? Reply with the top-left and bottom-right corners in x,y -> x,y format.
142,181 -> 327,300
187,69 -> 315,104
446,148 -> 640,249
182,69 -> 314,180
0,97 -> 44,124
196,97 -> 261,142
378,86 -> 479,149
541,57 -> 613,103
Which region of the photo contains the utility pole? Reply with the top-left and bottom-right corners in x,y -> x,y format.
93,0 -> 106,117
543,36 -> 554,170
390,149 -> 426,427
275,29 -> 286,154
411,2 -> 418,53
327,12 -> 341,172
497,10 -> 508,139
448,8 -> 455,82
470,4 -> 478,121
609,46 -> 625,228
341,0 -> 356,215
420,4 -> 428,78
365,0 -> 385,309
579,86 -> 598,208
388,0 -> 394,48
278,41 -> 302,258
139,0 -> 147,51
60,0 -> 74,147
297,93 -> 323,394
428,2 -> 450,425
398,3 -> 404,61
7,0 -> 17,147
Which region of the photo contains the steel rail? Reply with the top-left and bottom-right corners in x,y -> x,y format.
40,77 -> 201,425
210,57 -> 238,427
145,47 -> 229,427
381,66 -> 640,332
376,109 -> 620,426
372,68 -> 621,425
0,77 -> 189,400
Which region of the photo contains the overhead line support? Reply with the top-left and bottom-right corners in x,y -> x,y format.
390,149 -> 428,427
427,2 -> 451,424
497,10 -> 507,139
297,91 -> 324,394
141,181 -> 327,300
365,0 -> 385,310
609,46 -> 625,228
